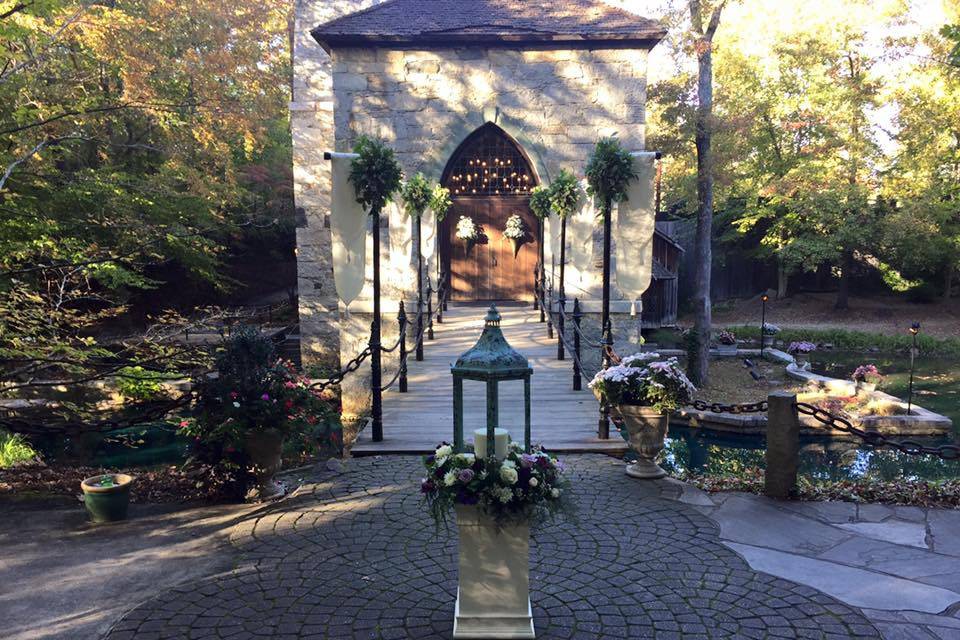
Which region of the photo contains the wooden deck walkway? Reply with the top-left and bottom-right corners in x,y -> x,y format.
351,302 -> 628,455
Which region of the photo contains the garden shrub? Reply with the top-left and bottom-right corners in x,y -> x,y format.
0,431 -> 38,468
725,325 -> 960,356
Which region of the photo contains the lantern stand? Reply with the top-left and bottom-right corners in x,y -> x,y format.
451,305 -> 533,456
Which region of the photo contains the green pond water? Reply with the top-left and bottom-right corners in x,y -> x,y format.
656,350 -> 960,482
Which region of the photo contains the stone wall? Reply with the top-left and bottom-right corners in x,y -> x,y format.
294,0 -> 652,417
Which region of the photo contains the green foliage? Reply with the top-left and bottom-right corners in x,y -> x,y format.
348,136 -> 403,215
116,366 -> 176,401
547,169 -> 582,219
187,327 -> 336,444
401,173 -> 432,219
528,185 -> 552,220
943,24 -> 960,68
0,431 -> 38,468
429,184 -> 452,222
724,325 -> 960,356
585,137 -> 637,210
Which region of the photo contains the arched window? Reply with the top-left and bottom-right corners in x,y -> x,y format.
442,123 -> 537,197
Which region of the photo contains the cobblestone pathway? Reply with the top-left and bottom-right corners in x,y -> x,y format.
105,456 -> 881,639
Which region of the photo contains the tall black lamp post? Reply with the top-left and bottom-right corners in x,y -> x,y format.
759,293 -> 769,359
908,322 -> 920,413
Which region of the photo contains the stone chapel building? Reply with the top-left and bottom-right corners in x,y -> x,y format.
292,0 -> 665,418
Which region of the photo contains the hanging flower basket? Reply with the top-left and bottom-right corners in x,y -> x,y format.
456,215 -> 480,255
503,213 -> 527,259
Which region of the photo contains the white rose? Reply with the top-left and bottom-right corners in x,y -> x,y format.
443,471 -> 457,487
551,488 -> 561,498
529,477 -> 539,488
499,467 -> 518,485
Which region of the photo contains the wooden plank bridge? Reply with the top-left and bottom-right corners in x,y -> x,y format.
351,303 -> 628,455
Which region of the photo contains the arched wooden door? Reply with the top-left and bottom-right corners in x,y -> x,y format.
440,124 -> 540,302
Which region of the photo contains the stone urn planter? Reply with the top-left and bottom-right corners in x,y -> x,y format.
613,405 -> 669,479
245,428 -> 285,500
761,334 -> 777,349
81,473 -> 133,523
855,381 -> 877,396
453,505 -> 535,639
715,344 -> 737,357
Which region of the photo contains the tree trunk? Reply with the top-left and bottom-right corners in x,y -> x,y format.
835,250 -> 852,310
945,265 -> 954,300
688,2 -> 724,387
777,259 -> 788,299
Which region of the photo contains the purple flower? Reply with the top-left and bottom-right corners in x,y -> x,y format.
261,393 -> 270,401
420,479 -> 435,494
520,454 -> 537,469
456,490 -> 479,505
425,455 -> 435,465
458,469 -> 475,483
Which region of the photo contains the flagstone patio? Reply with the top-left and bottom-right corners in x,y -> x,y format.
96,455 -> 952,640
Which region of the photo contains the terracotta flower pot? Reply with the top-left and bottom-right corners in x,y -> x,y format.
81,473 -> 133,523
613,405 -> 669,479
453,505 -> 534,639
244,428 -> 285,500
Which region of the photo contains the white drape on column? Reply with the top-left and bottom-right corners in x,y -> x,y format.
564,178 -> 595,296
421,209 -> 438,283
616,152 -> 658,311
386,199 -> 415,294
330,155 -> 366,308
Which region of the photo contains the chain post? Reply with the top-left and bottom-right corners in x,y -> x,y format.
546,280 -> 554,339
398,301 -> 408,393
427,276 -> 435,341
415,293 -> 424,362
598,319 -> 613,439
556,292 -> 566,361
573,298 -> 583,391
532,264 -> 540,311
539,264 -> 546,323
436,271 -> 444,324
442,270 -> 449,311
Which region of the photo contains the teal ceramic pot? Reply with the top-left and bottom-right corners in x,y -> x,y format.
81,473 -> 133,523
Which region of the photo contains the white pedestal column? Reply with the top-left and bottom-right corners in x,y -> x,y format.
453,505 -> 535,639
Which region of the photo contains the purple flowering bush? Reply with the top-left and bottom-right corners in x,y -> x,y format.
588,353 -> 696,413
787,341 -> 817,355
420,441 -> 573,527
853,364 -> 883,383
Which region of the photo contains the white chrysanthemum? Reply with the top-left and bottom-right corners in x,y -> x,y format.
443,471 -> 456,487
502,459 -> 516,469
528,477 -> 539,488
499,466 -> 519,485
551,488 -> 561,498
495,487 -> 513,503
435,444 -> 452,458
456,453 -> 475,463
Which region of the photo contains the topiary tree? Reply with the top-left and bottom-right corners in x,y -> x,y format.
348,135 -> 403,217
584,137 -> 636,213
548,168 -> 582,219
528,185 -> 551,221
585,136 -> 637,422
346,135 -> 402,443
430,184 -> 452,222
401,172 -> 432,219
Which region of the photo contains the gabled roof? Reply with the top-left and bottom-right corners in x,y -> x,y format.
311,0 -> 666,52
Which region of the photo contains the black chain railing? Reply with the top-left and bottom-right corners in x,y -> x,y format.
795,401 -> 960,460
308,271 -> 447,397
689,399 -> 770,414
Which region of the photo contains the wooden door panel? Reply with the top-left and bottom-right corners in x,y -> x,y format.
447,197 -> 536,301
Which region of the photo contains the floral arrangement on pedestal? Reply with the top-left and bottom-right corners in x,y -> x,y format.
589,354 -> 696,479
455,215 -> 480,253
717,330 -> 737,346
852,364 -> 883,394
787,341 -> 816,367
589,353 -> 696,413
420,441 -> 572,527
502,213 -> 528,257
761,322 -> 781,336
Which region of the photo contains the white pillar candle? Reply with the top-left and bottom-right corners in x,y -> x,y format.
473,428 -> 510,460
